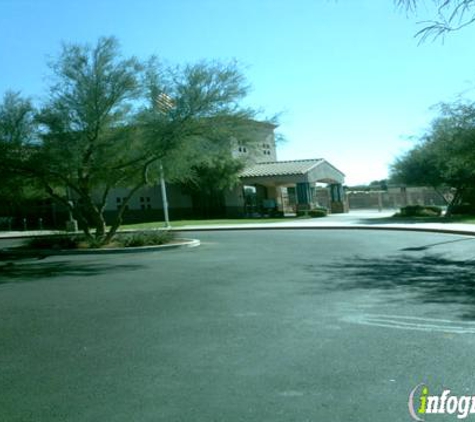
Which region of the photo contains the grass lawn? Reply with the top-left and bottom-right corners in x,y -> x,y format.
441,216 -> 475,224
120,217 -> 306,230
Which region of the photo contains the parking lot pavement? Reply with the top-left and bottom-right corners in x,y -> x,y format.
1,229 -> 475,421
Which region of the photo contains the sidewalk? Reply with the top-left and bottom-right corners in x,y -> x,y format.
1,210 -> 475,238
0,230 -> 64,239
172,209 -> 475,236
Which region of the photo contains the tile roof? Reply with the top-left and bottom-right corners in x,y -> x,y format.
240,159 -> 324,178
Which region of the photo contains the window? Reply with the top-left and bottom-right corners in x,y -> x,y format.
117,197 -> 129,210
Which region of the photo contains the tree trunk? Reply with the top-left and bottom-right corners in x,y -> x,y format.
79,195 -> 107,242
104,211 -> 124,244
103,180 -> 146,244
445,188 -> 463,217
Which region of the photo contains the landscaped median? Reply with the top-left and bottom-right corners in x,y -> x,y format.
3,212 -> 475,259
0,230 -> 200,258
0,217 -> 316,257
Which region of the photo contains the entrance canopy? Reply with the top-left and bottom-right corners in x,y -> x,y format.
239,158 -> 345,186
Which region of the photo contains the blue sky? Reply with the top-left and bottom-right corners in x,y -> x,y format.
1,0 -> 475,185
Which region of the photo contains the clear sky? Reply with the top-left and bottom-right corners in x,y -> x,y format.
1,0 -> 475,185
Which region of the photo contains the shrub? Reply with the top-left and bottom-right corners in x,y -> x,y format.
27,235 -> 83,249
25,230 -> 174,250
115,230 -> 174,247
449,204 -> 475,215
297,207 -> 328,218
308,208 -> 328,218
398,205 -> 442,217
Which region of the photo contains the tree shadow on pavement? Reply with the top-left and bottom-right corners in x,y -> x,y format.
306,254 -> 475,320
0,259 -> 144,284
399,237 -> 475,251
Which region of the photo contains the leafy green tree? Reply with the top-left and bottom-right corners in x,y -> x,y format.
30,37 -> 144,241
0,37 -> 266,243
391,100 -> 475,214
180,154 -> 246,218
0,91 -> 44,210
369,179 -> 388,190
395,0 -> 475,40
0,91 -> 37,146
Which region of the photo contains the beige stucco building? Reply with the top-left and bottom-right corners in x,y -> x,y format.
103,122 -> 346,222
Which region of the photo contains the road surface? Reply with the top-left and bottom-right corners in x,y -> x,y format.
1,229 -> 475,421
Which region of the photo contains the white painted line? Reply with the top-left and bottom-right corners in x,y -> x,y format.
342,314 -> 475,334
359,313 -> 475,325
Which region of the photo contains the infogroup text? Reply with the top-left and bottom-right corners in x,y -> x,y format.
409,384 -> 475,420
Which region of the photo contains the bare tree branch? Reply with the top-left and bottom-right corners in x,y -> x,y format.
396,0 -> 475,40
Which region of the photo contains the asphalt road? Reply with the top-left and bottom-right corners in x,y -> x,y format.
1,229 -> 475,422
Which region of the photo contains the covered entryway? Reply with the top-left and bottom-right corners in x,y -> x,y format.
239,159 -> 346,215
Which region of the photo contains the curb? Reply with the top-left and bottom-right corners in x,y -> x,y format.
173,225 -> 475,237
2,224 -> 475,240
0,238 -> 200,258
0,231 -> 65,240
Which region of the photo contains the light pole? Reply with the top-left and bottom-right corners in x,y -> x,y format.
65,186 -> 78,232
159,161 -> 170,228
155,93 -> 174,229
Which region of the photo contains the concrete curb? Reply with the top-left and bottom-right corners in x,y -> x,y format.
0,238 -> 200,258
0,231 -> 65,240
173,225 -> 475,237
2,223 -> 475,240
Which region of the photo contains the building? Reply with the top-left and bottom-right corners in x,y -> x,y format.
103,122 -> 346,222
239,159 -> 346,216
346,185 -> 449,210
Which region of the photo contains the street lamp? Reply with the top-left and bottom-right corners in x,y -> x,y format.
159,162 -> 170,228
155,93 -> 174,229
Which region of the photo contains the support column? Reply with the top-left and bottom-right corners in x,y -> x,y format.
266,186 -> 283,214
329,183 -> 347,213
296,182 -> 311,212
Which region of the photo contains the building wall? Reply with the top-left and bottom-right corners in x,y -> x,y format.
347,186 -> 448,210
101,121 -> 278,221
100,184 -> 194,223
224,185 -> 245,208
232,123 -> 277,164
315,187 -> 331,209
105,185 -> 192,212
307,161 -> 345,185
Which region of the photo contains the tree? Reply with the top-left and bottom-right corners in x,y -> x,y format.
0,37 -> 266,244
29,37 -> 144,242
391,100 -> 475,214
395,0 -> 475,41
369,179 -> 388,190
0,91 -> 44,209
180,154 -> 246,218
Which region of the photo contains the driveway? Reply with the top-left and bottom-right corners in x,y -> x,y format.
1,229 -> 475,421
